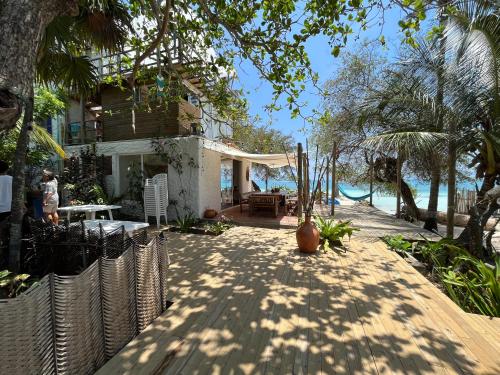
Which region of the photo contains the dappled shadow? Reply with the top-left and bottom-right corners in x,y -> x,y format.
97,226 -> 500,374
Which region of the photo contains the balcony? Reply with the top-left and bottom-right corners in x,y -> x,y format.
65,120 -> 103,145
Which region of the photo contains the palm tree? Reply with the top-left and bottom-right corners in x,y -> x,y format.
362,0 -> 500,259
8,0 -> 131,271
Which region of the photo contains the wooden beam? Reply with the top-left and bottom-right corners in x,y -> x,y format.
297,143 -> 303,219
396,153 -> 401,218
369,154 -> 374,207
331,141 -> 337,216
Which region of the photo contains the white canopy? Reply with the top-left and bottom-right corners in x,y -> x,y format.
202,139 -> 297,168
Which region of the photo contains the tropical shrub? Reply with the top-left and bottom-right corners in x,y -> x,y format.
383,235 -> 499,317
440,254 -> 500,317
205,219 -> 234,235
0,270 -> 35,298
315,216 -> 359,249
383,234 -> 412,256
175,214 -> 199,233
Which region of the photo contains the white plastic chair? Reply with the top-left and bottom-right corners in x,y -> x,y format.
144,173 -> 168,228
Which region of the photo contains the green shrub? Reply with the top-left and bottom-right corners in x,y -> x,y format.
205,219 -> 234,235
438,254 -> 499,317
0,270 -> 35,298
175,214 -> 199,233
383,234 -> 412,256
314,215 -> 359,249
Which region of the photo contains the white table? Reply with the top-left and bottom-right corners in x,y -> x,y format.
83,219 -> 149,237
58,204 -> 122,221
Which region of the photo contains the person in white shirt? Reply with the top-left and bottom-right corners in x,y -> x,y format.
42,170 -> 59,225
0,160 -> 12,223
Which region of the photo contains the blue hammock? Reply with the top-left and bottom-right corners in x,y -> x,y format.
338,185 -> 373,201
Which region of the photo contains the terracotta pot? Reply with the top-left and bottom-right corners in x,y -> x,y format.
296,216 -> 320,253
204,209 -> 217,219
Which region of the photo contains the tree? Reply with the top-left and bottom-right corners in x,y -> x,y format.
5,1 -> 131,271
362,0 -> 500,258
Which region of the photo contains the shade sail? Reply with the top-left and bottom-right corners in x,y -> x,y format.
202,139 -> 297,168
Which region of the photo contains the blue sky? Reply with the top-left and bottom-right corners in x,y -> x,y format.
233,5 -> 424,145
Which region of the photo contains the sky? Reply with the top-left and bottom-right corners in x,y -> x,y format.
233,5 -> 429,145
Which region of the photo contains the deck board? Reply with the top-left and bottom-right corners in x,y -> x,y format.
97,227 -> 500,375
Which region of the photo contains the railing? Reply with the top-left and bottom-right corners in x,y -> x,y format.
90,32 -> 185,80
65,120 -> 103,145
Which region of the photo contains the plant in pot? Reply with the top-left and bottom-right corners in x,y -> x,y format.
315,216 -> 359,249
294,143 -> 328,254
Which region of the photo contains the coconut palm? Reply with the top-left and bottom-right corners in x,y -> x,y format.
8,0 -> 132,271
362,0 -> 500,259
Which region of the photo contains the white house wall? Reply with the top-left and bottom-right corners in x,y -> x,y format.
198,147 -> 221,217
166,137 -> 201,219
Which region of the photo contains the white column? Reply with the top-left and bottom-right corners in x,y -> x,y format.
112,154 -> 120,197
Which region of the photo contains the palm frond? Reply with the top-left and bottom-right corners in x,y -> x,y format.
12,121 -> 65,158
31,125 -> 65,158
362,131 -> 448,155
37,52 -> 98,94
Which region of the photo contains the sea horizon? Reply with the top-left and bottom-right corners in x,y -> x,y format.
224,178 -> 477,215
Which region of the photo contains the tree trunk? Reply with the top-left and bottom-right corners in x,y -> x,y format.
8,93 -> 34,271
374,156 -> 420,220
457,175 -> 497,259
424,162 -> 440,231
447,124 -> 457,237
0,0 -> 78,130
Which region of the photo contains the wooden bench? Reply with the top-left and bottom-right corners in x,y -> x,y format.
249,194 -> 280,217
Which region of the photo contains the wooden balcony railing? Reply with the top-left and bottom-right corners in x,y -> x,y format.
65,120 -> 103,145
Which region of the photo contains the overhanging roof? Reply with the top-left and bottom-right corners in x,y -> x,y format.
203,139 -> 297,168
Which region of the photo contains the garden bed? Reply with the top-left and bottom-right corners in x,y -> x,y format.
383,234 -> 499,317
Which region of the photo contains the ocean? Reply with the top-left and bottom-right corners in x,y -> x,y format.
225,178 -> 476,215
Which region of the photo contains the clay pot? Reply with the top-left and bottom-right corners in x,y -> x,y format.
204,209 -> 218,219
296,216 -> 320,253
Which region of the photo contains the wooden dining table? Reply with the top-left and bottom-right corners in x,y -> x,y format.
248,192 -> 285,217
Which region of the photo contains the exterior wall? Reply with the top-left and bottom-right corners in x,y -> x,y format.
100,87 -> 199,142
67,99 -> 97,123
165,137 -> 201,219
198,147 -> 221,217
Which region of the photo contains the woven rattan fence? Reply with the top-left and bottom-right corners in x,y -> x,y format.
0,233 -> 170,375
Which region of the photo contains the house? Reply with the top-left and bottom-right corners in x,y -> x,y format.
59,45 -> 293,220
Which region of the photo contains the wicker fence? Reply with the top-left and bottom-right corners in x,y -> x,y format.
455,188 -> 476,214
0,234 -> 170,375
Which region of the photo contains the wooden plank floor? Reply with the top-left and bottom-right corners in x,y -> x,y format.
97,227 -> 500,375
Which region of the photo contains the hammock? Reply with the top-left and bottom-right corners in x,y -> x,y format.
338,185 -> 373,201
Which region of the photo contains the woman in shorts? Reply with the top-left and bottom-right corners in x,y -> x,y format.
42,170 -> 59,225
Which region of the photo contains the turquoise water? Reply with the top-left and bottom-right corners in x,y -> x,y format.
223,178 -> 476,215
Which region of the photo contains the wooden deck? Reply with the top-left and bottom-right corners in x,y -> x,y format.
98,226 -> 500,374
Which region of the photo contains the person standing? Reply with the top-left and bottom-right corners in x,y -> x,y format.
0,160 -> 12,223
42,170 -> 59,225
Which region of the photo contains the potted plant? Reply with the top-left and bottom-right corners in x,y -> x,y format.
294,144 -> 328,254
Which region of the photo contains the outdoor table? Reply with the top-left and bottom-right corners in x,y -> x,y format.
58,204 -> 122,221
83,219 -> 149,237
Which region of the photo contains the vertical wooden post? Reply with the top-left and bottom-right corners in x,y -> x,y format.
396,153 -> 402,218
80,96 -> 85,144
297,143 -> 303,219
325,157 -> 330,205
369,153 -> 374,207
304,157 -> 310,211
331,141 -> 337,216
